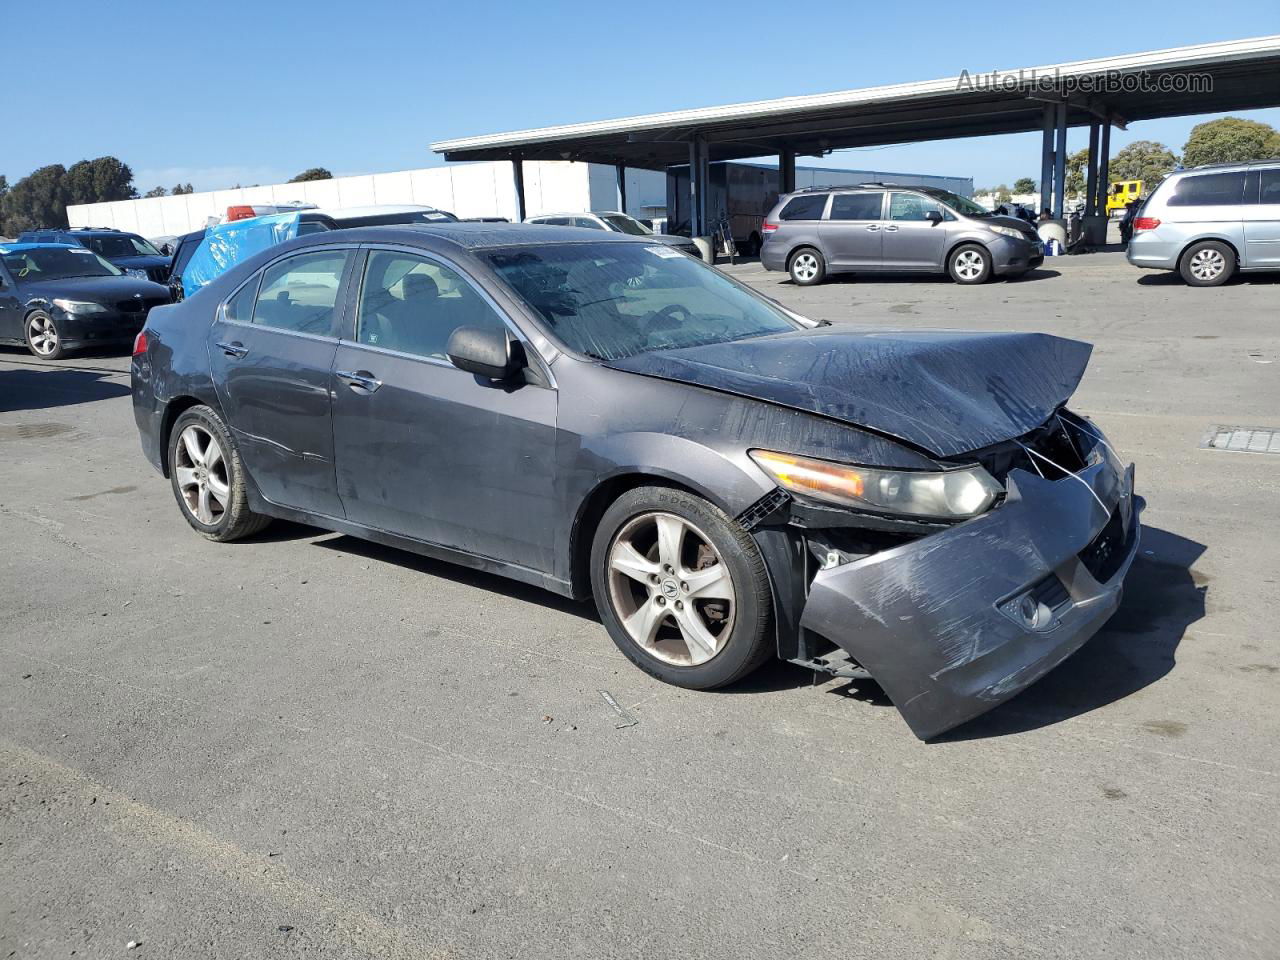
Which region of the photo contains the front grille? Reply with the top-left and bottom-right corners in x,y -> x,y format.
117,296 -> 170,314
147,266 -> 168,283
1079,506 -> 1127,583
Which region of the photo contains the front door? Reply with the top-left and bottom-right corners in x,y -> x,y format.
207,247 -> 354,518
881,192 -> 948,269
818,192 -> 886,268
1244,167 -> 1280,269
0,259 -> 22,343
330,248 -> 559,574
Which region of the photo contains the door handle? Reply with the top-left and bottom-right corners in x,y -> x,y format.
336,369 -> 382,393
216,340 -> 249,359
883,225 -> 899,232
865,225 -> 880,232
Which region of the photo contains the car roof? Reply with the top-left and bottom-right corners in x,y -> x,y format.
0,242 -> 80,252
287,222 -> 646,252
1174,158 -> 1280,175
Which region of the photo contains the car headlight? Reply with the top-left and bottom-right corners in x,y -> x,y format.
749,450 -> 1003,519
988,224 -> 1026,240
125,268 -> 149,280
52,298 -> 110,315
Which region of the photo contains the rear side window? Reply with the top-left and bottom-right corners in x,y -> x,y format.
251,250 -> 349,335
829,193 -> 883,220
778,194 -> 828,221
1166,172 -> 1247,207
224,277 -> 256,323
1256,169 -> 1280,205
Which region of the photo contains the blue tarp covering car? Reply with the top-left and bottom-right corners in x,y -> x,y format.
181,213 -> 301,296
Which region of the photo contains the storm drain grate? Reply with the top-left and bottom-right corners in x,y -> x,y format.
1201,425 -> 1280,455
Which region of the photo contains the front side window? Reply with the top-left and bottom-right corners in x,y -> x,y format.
572,217 -> 606,230
251,250 -> 348,335
778,194 -> 828,221
829,193 -> 884,221
485,241 -> 798,361
356,251 -> 508,360
889,193 -> 946,221
1167,172 -> 1247,207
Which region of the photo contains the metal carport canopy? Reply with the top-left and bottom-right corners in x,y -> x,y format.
431,35 -> 1280,169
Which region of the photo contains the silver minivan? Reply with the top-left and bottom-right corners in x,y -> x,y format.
760,185 -> 1044,285
1126,160 -> 1280,286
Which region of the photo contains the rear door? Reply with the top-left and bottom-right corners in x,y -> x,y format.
818,192 -> 886,268
1243,167 -> 1280,269
881,192 -> 948,269
207,246 -> 356,518
330,246 -> 558,573
0,258 -> 22,342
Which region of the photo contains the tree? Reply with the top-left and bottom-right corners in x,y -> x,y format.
144,186 -> 168,198
289,167 -> 333,183
991,183 -> 1012,202
1013,177 -> 1037,194
63,157 -> 137,206
0,164 -> 68,234
1109,140 -> 1179,188
1182,117 -> 1280,167
1064,148 -> 1091,199
171,182 -> 195,195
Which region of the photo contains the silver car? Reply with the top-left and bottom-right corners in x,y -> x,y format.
760,185 -> 1044,286
1126,160 -> 1280,286
524,211 -> 702,259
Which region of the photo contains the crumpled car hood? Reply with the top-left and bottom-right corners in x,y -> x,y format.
604,328 -> 1093,458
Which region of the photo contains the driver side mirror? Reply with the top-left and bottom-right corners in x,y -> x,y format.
447,325 -> 526,381
925,210 -> 944,225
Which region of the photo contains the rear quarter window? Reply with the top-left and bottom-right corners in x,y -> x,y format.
778,194 -> 829,221
1166,172 -> 1247,207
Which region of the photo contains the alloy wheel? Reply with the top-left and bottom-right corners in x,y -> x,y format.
174,425 -> 230,525
1189,248 -> 1225,282
954,249 -> 986,281
792,253 -> 819,282
27,316 -> 59,357
606,511 -> 736,666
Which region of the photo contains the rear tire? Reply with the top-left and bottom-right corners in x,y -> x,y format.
168,405 -> 271,542
590,485 -> 774,690
788,248 -> 826,286
947,244 -> 992,284
1179,240 -> 1234,287
25,311 -> 66,359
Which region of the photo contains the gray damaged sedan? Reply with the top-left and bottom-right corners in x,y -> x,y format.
131,224 -> 1140,739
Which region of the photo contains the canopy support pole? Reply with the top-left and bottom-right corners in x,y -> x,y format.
512,157 -> 526,222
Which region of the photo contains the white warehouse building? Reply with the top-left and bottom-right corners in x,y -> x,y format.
65,160 -> 972,240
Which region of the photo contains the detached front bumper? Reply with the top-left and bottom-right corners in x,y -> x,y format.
56,310 -> 146,348
799,454 -> 1140,740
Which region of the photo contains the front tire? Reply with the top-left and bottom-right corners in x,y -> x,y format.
590,486 -> 774,689
25,311 -> 66,359
168,405 -> 270,542
1180,240 -> 1235,287
947,244 -> 992,284
788,248 -> 826,286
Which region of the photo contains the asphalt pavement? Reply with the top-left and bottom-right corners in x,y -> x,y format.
2,244 -> 1278,959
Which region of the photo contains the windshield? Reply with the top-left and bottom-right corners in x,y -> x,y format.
80,234 -> 162,258
922,189 -> 992,217
601,214 -> 653,236
3,247 -> 122,280
485,242 -> 798,360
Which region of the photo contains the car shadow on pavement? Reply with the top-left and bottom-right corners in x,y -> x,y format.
1138,271 -> 1280,287
308,529 -> 602,622
783,269 -> 1062,286
927,524 -> 1207,741
0,364 -> 131,413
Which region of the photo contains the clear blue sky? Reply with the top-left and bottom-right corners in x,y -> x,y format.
8,0 -> 1279,192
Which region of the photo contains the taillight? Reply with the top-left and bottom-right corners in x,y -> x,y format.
132,331 -> 148,357
1133,217 -> 1161,232
762,221 -> 779,233
225,205 -> 256,221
